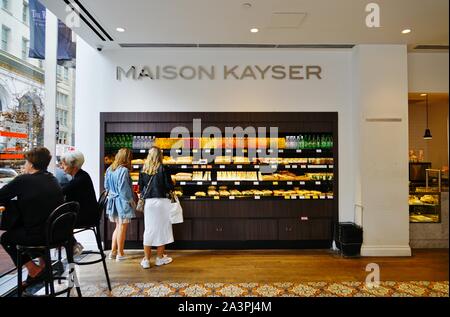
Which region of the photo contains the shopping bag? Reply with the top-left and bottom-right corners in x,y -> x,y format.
169,196 -> 183,224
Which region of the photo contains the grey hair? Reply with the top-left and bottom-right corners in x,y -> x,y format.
61,151 -> 85,169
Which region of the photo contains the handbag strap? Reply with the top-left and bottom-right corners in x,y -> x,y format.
141,173 -> 155,199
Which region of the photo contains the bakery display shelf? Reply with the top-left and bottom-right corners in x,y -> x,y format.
408,202 -> 439,207
124,148 -> 334,156
174,180 -> 333,186
179,195 -> 334,201
131,163 -> 334,171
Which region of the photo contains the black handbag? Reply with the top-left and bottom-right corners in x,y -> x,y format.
136,174 -> 155,213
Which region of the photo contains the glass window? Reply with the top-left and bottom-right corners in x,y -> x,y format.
21,37 -> 29,60
22,1 -> 29,24
1,25 -> 10,52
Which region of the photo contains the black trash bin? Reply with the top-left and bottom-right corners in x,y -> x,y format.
334,222 -> 363,257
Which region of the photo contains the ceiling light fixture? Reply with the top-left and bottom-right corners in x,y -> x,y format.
401,29 -> 411,34
116,27 -> 125,32
423,94 -> 432,140
250,28 -> 259,33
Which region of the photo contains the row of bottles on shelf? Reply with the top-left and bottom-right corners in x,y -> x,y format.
285,135 -> 333,150
105,134 -> 333,150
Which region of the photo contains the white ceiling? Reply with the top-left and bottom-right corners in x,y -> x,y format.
41,0 -> 449,50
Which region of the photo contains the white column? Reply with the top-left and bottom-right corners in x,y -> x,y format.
352,45 -> 411,256
43,9 -> 58,173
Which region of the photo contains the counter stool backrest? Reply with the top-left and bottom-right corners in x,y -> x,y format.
46,201 -> 79,247
97,190 -> 108,224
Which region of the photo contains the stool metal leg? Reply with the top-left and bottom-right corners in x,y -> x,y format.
95,226 -> 112,291
44,249 -> 55,296
66,242 -> 82,297
16,247 -> 23,297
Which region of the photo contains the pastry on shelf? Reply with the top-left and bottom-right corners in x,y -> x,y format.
273,190 -> 285,196
174,190 -> 183,197
162,156 -> 176,164
215,156 -> 233,164
219,190 -> 230,196
131,159 -> 145,165
262,190 -> 273,196
173,172 -> 193,181
241,190 -> 254,196
420,195 -> 438,205
408,195 -> 421,205
208,190 -> 220,196
175,156 -> 193,164
229,189 -> 242,196
233,156 -> 250,164
195,191 -> 206,197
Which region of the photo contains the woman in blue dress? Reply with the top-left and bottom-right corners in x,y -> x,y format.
105,148 -> 135,261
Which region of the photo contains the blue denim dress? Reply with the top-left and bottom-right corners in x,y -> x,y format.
104,166 -> 136,222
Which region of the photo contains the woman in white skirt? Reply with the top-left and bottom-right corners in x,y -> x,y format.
138,146 -> 175,269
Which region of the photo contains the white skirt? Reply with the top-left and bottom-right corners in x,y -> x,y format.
143,198 -> 174,247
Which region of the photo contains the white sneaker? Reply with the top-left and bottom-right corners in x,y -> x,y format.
140,258 -> 150,269
115,254 -> 128,261
73,243 -> 84,256
108,252 -> 117,260
155,255 -> 173,266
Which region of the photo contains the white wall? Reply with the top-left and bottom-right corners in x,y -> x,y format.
75,38 -> 355,222
408,52 -> 449,93
353,45 -> 411,256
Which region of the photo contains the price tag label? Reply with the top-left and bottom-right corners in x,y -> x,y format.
278,149 -> 284,153
253,181 -> 259,185
193,165 -> 199,169
201,165 -> 207,168
139,150 -> 146,153
133,165 -> 140,169
254,165 -> 260,169
192,149 -> 198,153
268,149 -> 273,153
197,182 -> 203,185
273,182 -> 279,185
300,181 -> 305,185
211,181 -> 217,185
292,165 -> 298,169
291,195 -> 297,199
287,181 -> 293,185
214,196 -> 220,200
301,165 -> 307,169
257,149 -> 262,153
132,181 -> 138,185
300,196 -> 305,199
190,196 -> 196,200
329,165 -> 334,169
284,196 -> 291,200
254,196 -> 261,200
320,196 -> 326,199
315,181 -> 321,185
296,149 -> 302,153
229,196 -> 235,200
286,165 -> 291,169
226,149 -> 232,153
327,195 -> 334,199
220,165 -> 225,169
243,149 -> 248,153
176,149 -> 182,153
300,216 -> 309,221
205,149 -> 211,153
271,165 -> 277,169
180,182 -> 186,185
237,165 -> 242,169
234,182 -> 240,185
181,165 -> 187,169
316,149 -> 322,153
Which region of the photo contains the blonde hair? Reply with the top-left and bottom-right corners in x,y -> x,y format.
143,146 -> 163,175
110,148 -> 132,171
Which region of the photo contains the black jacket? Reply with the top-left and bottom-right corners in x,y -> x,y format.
62,169 -> 98,227
138,165 -> 174,199
0,171 -> 64,235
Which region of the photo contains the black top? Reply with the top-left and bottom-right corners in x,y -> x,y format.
0,171 -> 64,235
139,165 -> 174,199
62,169 -> 98,227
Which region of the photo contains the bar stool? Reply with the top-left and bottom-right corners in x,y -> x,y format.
17,201 -> 81,297
71,191 -> 112,291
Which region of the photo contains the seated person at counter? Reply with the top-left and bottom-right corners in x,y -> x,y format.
60,151 -> 98,255
0,147 -> 64,283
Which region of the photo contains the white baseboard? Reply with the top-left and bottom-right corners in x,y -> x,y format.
360,244 -> 412,257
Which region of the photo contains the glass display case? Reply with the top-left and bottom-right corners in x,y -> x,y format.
409,190 -> 441,223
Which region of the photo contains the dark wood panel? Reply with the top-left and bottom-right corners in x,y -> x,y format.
173,220 -> 193,240
245,219 -> 278,240
279,218 -> 332,240
192,219 -> 246,241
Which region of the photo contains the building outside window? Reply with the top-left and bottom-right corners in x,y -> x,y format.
22,1 -> 29,24
21,37 -> 28,60
1,0 -> 9,11
1,25 -> 10,52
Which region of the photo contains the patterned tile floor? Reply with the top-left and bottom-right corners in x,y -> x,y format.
76,281 -> 449,297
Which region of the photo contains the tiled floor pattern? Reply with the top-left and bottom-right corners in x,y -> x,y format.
75,281 -> 449,297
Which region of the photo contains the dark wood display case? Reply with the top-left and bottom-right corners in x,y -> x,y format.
100,112 -> 338,249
